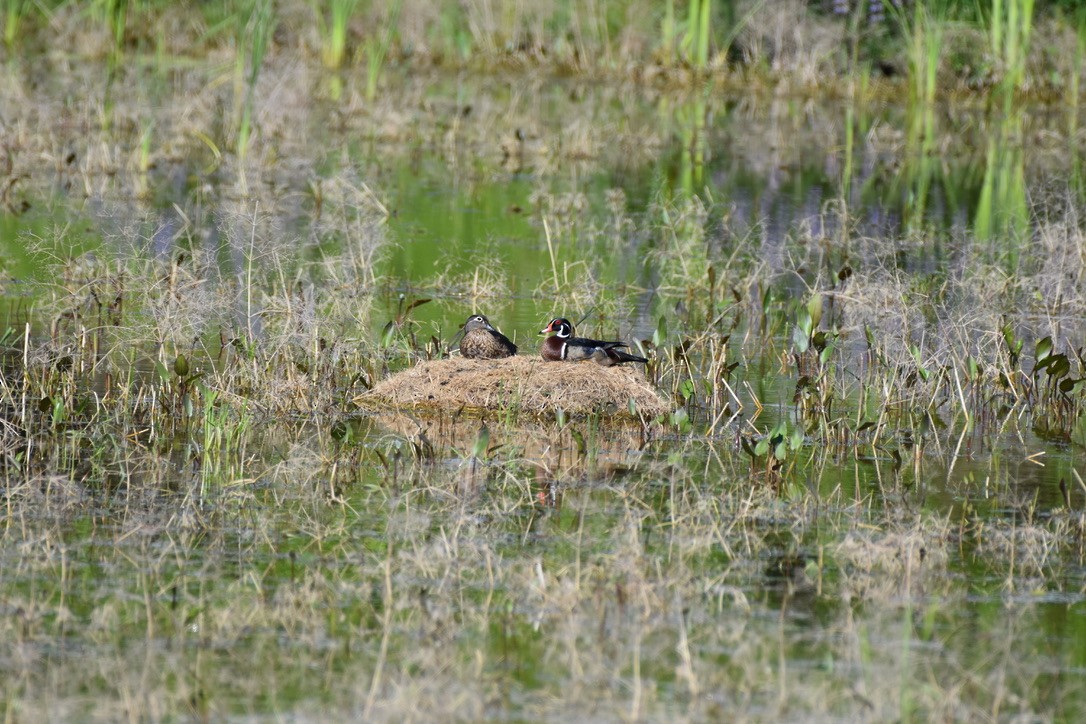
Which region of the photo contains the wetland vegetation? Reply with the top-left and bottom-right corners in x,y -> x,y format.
2,0 -> 1086,720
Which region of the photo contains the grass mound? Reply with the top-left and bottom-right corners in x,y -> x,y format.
357,355 -> 670,418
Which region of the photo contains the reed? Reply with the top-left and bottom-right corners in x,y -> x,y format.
234,0 -> 274,176
93,0 -> 129,66
365,0 -> 400,101
987,0 -> 1036,95
316,0 -> 360,70
974,111 -> 1028,243
2,0 -> 31,50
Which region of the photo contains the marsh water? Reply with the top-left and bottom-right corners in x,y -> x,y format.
4,64 -> 1086,719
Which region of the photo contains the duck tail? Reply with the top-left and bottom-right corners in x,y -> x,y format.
594,348 -> 648,365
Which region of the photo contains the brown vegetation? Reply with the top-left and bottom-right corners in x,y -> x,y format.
357,355 -> 669,418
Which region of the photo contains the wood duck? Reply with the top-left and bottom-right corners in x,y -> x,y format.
538,318 -> 648,366
458,314 -> 518,359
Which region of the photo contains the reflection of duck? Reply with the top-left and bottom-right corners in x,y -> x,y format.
538,318 -> 647,366
458,314 -> 517,359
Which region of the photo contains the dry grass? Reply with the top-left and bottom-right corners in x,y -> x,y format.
358,355 -> 669,418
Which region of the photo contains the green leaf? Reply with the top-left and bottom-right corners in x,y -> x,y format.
796,307 -> 813,338
679,378 -> 695,400
1048,354 -> 1070,380
1035,336 -> 1053,365
819,339 -> 836,365
472,424 -> 490,459
807,294 -> 823,328
51,398 -> 65,426
173,354 -> 189,377
793,325 -> 810,354
1002,323 -> 1023,356
769,420 -> 788,445
653,315 -> 669,348
380,320 -> 396,348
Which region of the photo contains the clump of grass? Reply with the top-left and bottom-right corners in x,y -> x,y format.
364,0 -> 401,101
986,0 -> 1036,97
234,0 -> 274,181
2,0 -> 32,50
316,0 -> 360,71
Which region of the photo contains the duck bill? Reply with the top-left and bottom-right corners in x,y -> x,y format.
539,322 -> 554,335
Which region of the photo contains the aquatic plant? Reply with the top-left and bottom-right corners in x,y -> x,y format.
315,0 -> 360,70
2,0 -> 31,50
683,0 -> 712,69
234,0 -> 274,177
92,0 -> 128,66
974,111 -> 1029,243
364,0 -> 400,101
986,0 -> 1036,96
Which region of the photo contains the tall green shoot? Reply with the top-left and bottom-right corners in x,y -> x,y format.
975,111 -> 1028,245
677,0 -> 712,69
661,0 -> 677,62
92,0 -> 129,69
1070,9 -> 1085,200
3,0 -> 32,51
884,0 -> 947,230
986,0 -> 1035,98
316,0 -> 359,71
235,0 -> 273,181
365,0 -> 401,101
883,0 -> 946,110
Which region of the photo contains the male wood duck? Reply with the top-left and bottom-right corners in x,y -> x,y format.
538,318 -> 648,366
458,314 -> 518,359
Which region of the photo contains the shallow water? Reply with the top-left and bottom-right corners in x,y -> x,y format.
2,65 -> 1086,718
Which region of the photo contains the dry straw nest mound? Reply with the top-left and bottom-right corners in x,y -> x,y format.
357,356 -> 670,418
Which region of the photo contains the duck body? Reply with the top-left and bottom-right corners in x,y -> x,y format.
538,318 -> 648,365
459,315 -> 517,359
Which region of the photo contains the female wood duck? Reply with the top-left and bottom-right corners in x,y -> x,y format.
458,314 -> 518,359
538,318 -> 648,366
